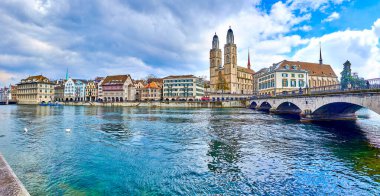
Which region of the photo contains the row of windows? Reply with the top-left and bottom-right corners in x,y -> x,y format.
164,83 -> 193,87
164,93 -> 196,96
259,80 -> 275,90
282,79 -> 305,87
259,74 -> 275,82
281,73 -> 304,78
164,79 -> 194,83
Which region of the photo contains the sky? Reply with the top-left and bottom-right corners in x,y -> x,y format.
0,0 -> 380,86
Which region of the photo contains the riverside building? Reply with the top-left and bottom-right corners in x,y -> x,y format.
16,75 -> 54,104
133,80 -> 146,101
254,59 -> 338,96
64,78 -> 87,102
141,82 -> 162,101
163,75 -> 204,101
100,75 -> 136,102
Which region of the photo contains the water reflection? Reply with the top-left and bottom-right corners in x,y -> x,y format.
314,121 -> 380,182
1,106 -> 380,195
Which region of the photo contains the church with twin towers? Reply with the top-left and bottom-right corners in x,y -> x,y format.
209,27 -> 254,95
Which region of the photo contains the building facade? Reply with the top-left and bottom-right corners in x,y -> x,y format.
133,80 -> 145,101
85,81 -> 98,101
54,84 -> 65,102
254,60 -> 338,96
163,75 -> 204,101
64,78 -> 87,101
141,82 -> 162,101
101,75 -> 136,102
16,75 -> 54,104
255,64 -> 309,96
210,27 -> 254,95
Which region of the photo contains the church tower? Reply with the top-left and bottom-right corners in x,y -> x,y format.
224,26 -> 237,93
210,33 -> 222,93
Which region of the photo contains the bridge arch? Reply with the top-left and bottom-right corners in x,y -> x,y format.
249,101 -> 257,109
276,101 -> 302,115
258,101 -> 272,111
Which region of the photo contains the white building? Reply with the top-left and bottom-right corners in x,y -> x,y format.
64,78 -> 87,101
255,64 -> 308,96
163,75 -> 204,101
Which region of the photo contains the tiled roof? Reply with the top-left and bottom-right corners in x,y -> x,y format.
133,79 -> 146,85
237,66 -> 255,74
21,75 -> 51,84
102,75 -> 131,85
147,78 -> 163,84
72,79 -> 88,84
144,82 -> 160,89
277,60 -> 337,77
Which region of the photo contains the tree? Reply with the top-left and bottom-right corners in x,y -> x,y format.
145,74 -> 158,83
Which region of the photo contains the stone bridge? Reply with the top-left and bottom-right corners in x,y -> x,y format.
248,92 -> 380,121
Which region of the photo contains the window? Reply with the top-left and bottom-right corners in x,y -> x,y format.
282,79 -> 288,87
298,74 -> 304,78
299,80 -> 305,87
291,74 -> 295,77
282,73 -> 288,77
291,79 -> 297,87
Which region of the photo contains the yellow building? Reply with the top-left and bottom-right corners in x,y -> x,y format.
210,27 -> 254,95
17,75 -> 54,104
85,81 -> 98,101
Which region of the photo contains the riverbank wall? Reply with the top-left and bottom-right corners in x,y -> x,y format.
0,154 -> 30,196
61,100 -> 248,108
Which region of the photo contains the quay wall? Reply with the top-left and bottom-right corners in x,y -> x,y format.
0,154 -> 30,196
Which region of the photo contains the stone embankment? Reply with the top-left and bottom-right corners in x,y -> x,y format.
62,100 -> 248,108
0,154 -> 30,196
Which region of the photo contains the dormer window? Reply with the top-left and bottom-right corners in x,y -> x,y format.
292,65 -> 297,70
285,65 -> 290,70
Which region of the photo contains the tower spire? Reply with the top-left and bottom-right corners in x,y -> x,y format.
65,67 -> 69,80
247,48 -> 251,70
319,41 -> 323,65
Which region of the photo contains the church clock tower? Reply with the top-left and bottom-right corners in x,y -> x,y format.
210,33 -> 222,93
224,27 -> 237,93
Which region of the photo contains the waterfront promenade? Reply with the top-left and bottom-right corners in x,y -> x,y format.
0,154 -> 29,196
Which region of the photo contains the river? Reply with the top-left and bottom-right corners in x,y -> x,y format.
0,105 -> 380,195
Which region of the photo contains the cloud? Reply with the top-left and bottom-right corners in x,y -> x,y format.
0,70 -> 20,86
293,19 -> 380,79
0,0 -> 377,86
322,12 -> 340,22
293,25 -> 312,31
288,0 -> 348,12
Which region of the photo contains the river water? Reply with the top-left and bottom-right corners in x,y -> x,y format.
1,105 -> 380,195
